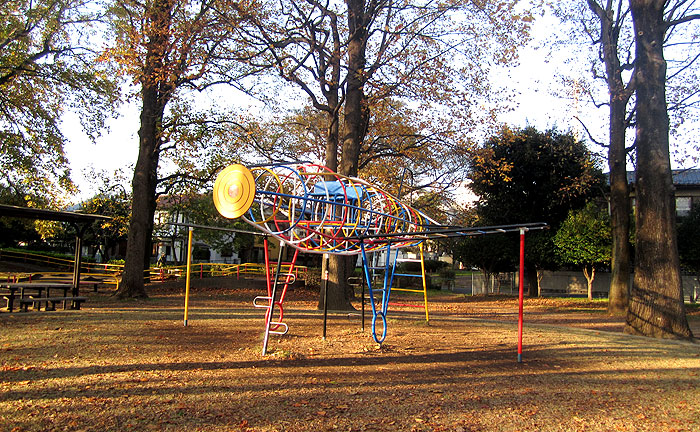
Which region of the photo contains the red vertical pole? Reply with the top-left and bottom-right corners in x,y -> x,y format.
278,248 -> 299,304
518,228 -> 526,363
263,237 -> 271,297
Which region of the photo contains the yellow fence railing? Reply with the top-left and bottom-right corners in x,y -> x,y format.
147,262 -> 307,282
1,248 -> 306,288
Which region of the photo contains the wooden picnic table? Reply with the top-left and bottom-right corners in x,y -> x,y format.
1,282 -> 86,312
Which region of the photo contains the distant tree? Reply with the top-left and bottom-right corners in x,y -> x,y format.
0,185 -> 41,247
554,202 -> 612,300
159,193 -> 255,263
466,126 -> 605,296
454,234 -> 515,292
80,191 -> 130,262
0,0 -> 118,199
678,203 -> 700,302
624,0 -> 693,340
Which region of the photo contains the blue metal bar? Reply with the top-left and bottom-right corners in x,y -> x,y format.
381,243 -> 393,316
384,244 -> 400,316
360,242 -> 376,317
360,242 -> 387,343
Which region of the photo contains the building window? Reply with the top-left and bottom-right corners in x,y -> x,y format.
676,196 -> 692,217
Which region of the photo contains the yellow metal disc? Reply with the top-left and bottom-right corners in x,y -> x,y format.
213,164 -> 256,219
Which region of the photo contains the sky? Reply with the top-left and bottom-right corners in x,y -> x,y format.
63,18 -> 578,203
63,101 -> 140,188
60,11 -> 693,204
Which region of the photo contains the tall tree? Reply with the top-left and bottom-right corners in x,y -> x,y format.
554,0 -> 700,314
238,0 -> 533,309
624,0 -> 694,339
104,0 -> 260,298
582,0 -> 635,315
337,0 -> 533,308
0,0 -> 118,201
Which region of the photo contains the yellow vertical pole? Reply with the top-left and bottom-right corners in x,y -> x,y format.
183,226 -> 194,326
419,243 -> 429,322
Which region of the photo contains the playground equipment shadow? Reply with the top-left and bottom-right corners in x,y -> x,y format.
1,280 -> 699,432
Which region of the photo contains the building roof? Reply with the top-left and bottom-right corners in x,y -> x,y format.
620,169 -> 700,186
671,169 -> 700,185
0,204 -> 111,224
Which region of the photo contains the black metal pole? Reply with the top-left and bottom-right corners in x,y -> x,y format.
71,223 -> 89,309
361,270 -> 365,332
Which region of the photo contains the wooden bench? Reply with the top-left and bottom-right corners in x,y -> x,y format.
2,292 -> 15,312
19,296 -> 88,312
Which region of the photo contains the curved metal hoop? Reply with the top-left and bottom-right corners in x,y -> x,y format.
371,311 -> 388,344
217,163 -> 437,255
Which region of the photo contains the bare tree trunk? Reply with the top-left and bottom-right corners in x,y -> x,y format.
607,85 -> 632,313
586,0 -> 633,315
118,99 -> 160,298
624,0 -> 692,339
318,254 -> 356,309
317,0 -> 370,311
608,82 -> 632,315
526,266 -> 538,297
318,57 -> 348,309
340,3 -> 368,179
583,266 -> 595,301
607,136 -> 632,314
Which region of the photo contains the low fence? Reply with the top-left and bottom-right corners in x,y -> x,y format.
451,272 -> 518,296
450,270 -> 700,301
1,249 -> 307,290
149,262 -> 307,282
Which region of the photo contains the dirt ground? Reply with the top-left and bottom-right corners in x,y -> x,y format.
1,276 -> 700,432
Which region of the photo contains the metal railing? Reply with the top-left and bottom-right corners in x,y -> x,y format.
1,248 -> 307,290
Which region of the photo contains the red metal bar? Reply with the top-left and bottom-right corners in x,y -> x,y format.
278,248 -> 299,304
263,237 -> 271,296
518,228 -> 525,363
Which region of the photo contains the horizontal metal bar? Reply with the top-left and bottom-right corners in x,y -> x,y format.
351,222 -> 549,241
391,288 -> 425,293
168,222 -> 266,236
